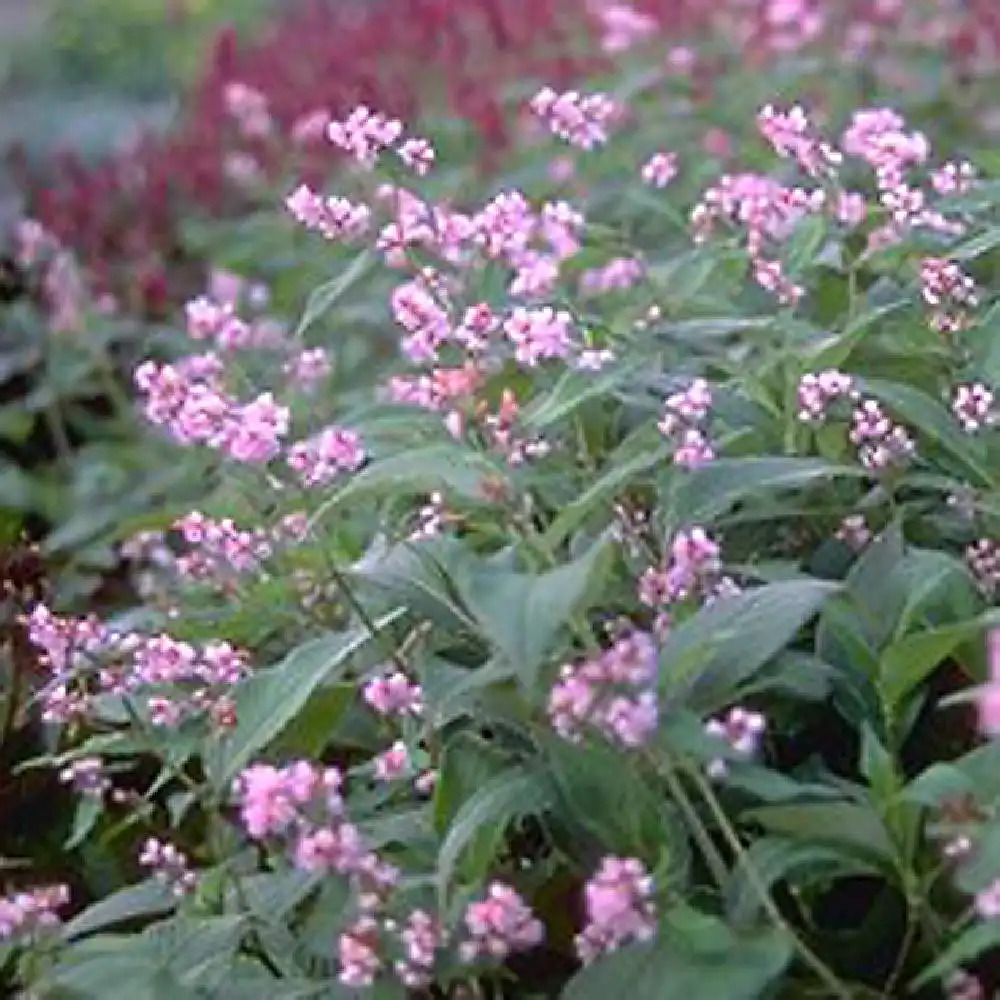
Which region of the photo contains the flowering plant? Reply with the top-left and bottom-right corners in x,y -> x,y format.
11,5 -> 1000,999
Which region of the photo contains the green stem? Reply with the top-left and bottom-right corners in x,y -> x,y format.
648,749 -> 729,890
683,760 -> 854,1000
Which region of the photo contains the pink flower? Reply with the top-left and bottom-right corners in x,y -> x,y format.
394,909 -> 442,987
223,82 -> 272,137
641,152 -> 678,188
327,105 -> 403,167
530,87 -> 618,150
503,306 -> 574,366
952,383 -> 995,433
459,883 -> 544,961
338,916 -> 382,986
398,137 -> 436,175
704,707 -> 766,778
363,672 -> 423,717
373,740 -> 410,782
139,838 -> 197,897
575,857 -> 657,963
288,426 -> 366,486
594,3 -> 658,53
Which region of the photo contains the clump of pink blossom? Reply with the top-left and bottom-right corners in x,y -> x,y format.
459,882 -> 544,961
549,631 -> 659,748
704,706 -> 767,778
575,857 -> 657,963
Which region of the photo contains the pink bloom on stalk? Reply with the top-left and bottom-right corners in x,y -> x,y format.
978,630 -> 1000,737
394,909 -> 442,988
339,916 -> 382,986
223,82 -> 272,138
398,137 -> 435,175
287,426 -> 366,487
459,883 -> 544,962
641,152 -> 678,188
363,672 -> 423,717
575,856 -> 657,963
374,740 -> 410,782
220,392 -> 290,462
594,3 -> 658,54
328,105 -> 403,167
293,822 -> 365,873
530,87 -> 618,150
836,191 -> 868,227
291,108 -> 332,144
503,306 -> 574,366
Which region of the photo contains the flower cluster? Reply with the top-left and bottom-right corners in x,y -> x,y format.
135,358 -> 290,463
638,527 -> 728,614
530,87 -> 620,150
580,257 -> 645,295
575,856 -> 657,963
138,838 -> 197,897
458,882 -> 545,961
363,671 -> 424,718
849,399 -> 915,470
285,185 -> 371,241
287,426 -> 367,486
641,151 -> 678,187
797,370 -> 856,423
549,631 -> 659,748
757,104 -> 841,177
658,379 -> 715,468
594,3 -> 659,54
704,706 -> 767,778
691,170 -> 821,303
952,383 -> 995,433
966,540 -> 1000,598
921,258 -> 978,334
0,885 -> 68,942
26,604 -> 249,727
58,756 -> 109,798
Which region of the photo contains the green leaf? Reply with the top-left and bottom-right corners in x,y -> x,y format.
542,434 -> 669,549
269,683 -> 356,758
802,299 -> 909,370
910,921 -> 1000,990
671,457 -> 865,524
215,613 -> 403,785
314,444 -> 506,520
437,769 -> 553,901
660,579 -> 840,711
880,614 -> 998,709
65,796 -> 103,850
726,837 -> 876,926
524,359 -> 643,429
62,881 -> 176,942
654,316 -> 775,342
950,226 -> 1000,262
562,907 -> 792,1000
745,801 -> 895,869
455,532 -> 612,689
294,250 -> 375,338
547,737 -> 685,864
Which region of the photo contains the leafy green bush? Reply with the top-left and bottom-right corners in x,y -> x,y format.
9,5 -> 1000,999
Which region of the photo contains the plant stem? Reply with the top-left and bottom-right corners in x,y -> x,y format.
648,748 -> 729,891
683,759 -> 854,1000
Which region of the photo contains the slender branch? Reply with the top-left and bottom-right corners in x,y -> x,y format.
647,748 -> 729,890
683,759 -> 854,1000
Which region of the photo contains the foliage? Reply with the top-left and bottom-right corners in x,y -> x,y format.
9,1 -> 1000,998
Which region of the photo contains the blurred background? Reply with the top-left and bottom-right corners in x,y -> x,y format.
0,0 -> 277,224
